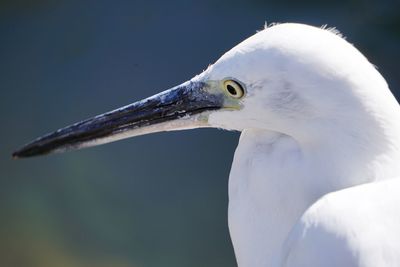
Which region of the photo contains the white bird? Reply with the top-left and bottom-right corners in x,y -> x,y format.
14,23 -> 400,267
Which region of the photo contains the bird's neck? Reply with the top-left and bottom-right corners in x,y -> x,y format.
228,127 -> 400,267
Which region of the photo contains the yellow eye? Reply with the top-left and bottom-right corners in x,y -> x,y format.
223,80 -> 245,99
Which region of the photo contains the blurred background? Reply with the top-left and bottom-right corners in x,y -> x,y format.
1,0 -> 399,266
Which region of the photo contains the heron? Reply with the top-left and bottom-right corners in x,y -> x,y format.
13,23 -> 400,266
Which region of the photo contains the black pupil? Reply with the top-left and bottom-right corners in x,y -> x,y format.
227,84 -> 238,95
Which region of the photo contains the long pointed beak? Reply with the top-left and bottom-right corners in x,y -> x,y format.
13,80 -> 223,158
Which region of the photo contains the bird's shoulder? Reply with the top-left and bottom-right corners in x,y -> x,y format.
280,177 -> 400,267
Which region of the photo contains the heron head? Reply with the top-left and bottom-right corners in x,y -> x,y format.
205,23 -> 396,146
13,23 -> 395,158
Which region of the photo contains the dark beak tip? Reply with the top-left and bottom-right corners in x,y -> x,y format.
12,152 -> 20,159
12,150 -> 24,159
12,147 -> 35,159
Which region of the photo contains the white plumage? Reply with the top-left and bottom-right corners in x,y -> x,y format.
15,23 -> 400,267
205,23 -> 400,266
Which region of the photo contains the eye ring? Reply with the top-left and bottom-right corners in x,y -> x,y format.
223,80 -> 245,99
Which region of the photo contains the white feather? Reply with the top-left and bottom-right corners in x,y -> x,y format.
205,23 -> 400,266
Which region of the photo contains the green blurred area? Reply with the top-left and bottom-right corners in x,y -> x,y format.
0,0 -> 399,266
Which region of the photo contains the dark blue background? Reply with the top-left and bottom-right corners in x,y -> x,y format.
1,0 -> 399,266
